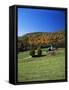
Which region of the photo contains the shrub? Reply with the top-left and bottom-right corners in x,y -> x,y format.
37,48 -> 42,56
30,49 -> 35,57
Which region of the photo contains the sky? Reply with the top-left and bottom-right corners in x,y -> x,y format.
18,8 -> 65,36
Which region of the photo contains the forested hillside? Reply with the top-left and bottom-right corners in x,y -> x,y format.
18,31 -> 65,52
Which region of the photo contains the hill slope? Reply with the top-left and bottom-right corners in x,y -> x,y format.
18,31 -> 65,51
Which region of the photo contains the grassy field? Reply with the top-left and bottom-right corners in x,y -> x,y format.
18,48 -> 65,82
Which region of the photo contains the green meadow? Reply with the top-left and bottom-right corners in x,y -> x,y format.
18,48 -> 65,82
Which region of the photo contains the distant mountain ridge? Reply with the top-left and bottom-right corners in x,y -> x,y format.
18,31 -> 65,40
18,29 -> 65,38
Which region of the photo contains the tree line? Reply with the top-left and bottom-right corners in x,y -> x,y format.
18,31 -> 65,52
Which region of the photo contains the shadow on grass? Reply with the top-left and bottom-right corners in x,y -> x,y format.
22,55 -> 47,63
32,55 -> 46,58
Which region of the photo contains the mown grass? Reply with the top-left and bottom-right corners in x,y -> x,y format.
18,48 -> 65,82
